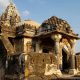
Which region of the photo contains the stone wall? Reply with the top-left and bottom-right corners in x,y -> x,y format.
75,54 -> 80,71
25,53 -> 57,78
0,60 -> 5,80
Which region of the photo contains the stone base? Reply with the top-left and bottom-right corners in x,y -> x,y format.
44,69 -> 62,76
69,69 -> 77,75
44,64 -> 62,76
56,69 -> 62,76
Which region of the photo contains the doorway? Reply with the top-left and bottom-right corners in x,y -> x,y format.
62,49 -> 70,72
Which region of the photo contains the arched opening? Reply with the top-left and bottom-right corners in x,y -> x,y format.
62,49 -> 70,73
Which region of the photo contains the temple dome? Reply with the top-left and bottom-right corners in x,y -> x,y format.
40,16 -> 78,36
42,16 -> 71,31
24,20 -> 40,28
16,19 -> 40,29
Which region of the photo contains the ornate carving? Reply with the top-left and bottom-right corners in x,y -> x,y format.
0,2 -> 21,27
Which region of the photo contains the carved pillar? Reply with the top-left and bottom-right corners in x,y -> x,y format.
69,39 -> 77,74
51,34 -> 62,75
59,42 -> 64,70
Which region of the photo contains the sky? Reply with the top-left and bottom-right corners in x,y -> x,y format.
0,0 -> 80,53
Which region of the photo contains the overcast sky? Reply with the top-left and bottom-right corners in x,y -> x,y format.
0,0 -> 80,53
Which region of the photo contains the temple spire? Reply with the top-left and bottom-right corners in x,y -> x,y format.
0,0 -> 21,26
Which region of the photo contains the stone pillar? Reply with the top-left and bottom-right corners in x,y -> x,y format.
36,40 -> 42,53
69,39 -> 77,75
51,34 -> 62,75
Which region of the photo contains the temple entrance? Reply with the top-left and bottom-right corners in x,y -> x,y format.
62,49 -> 70,73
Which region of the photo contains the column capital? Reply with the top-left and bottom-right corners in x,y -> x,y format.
51,34 -> 62,42
70,39 -> 76,43
70,39 -> 77,47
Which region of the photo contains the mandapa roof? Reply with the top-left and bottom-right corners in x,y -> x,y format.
41,16 -> 78,36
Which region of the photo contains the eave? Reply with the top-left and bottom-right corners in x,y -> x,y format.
34,30 -> 80,40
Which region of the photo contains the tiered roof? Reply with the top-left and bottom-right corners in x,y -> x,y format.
16,20 -> 40,37
36,16 -> 79,39
42,16 -> 76,35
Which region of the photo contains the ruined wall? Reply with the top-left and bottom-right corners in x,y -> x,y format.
0,40 -> 6,80
14,38 -> 24,54
14,37 -> 32,54
0,61 -> 5,80
25,53 -> 57,78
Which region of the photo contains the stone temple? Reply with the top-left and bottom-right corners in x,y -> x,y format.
0,1 -> 80,80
